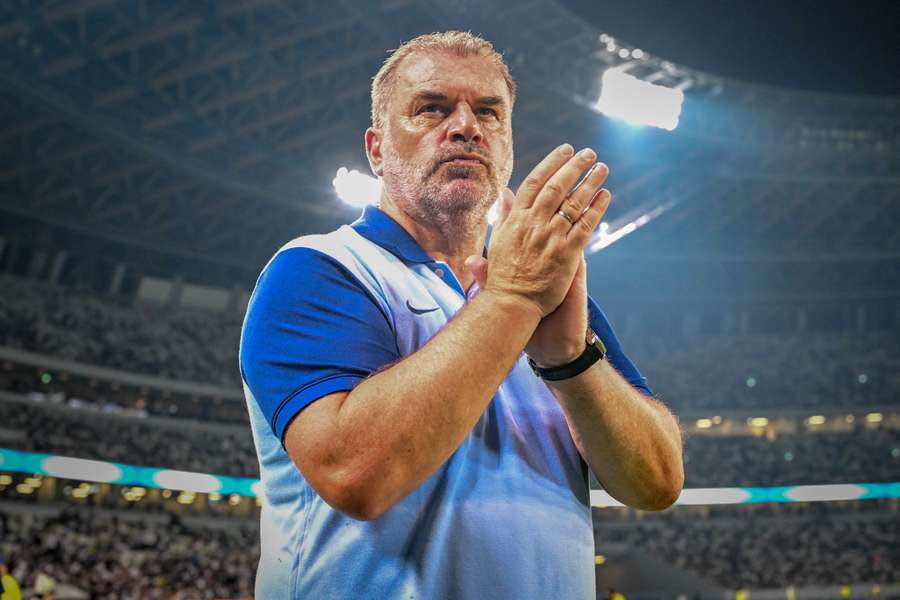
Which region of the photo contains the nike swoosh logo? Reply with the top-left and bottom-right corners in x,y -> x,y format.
406,300 -> 440,315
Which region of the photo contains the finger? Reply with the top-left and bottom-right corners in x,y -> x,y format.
557,162 -> 609,224
464,255 -> 489,290
496,187 -> 515,227
514,143 -> 574,209
533,147 -> 597,222
567,188 -> 612,244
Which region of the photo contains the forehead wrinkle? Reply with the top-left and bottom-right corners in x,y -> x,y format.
393,54 -> 509,108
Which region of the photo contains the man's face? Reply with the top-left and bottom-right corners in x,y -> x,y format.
372,51 -> 514,226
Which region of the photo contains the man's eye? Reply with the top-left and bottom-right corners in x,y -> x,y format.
477,107 -> 499,117
418,104 -> 444,115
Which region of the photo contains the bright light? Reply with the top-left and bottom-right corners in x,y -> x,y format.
784,484 -> 867,503
678,487 -> 752,505
866,412 -> 883,423
333,167 -> 381,207
696,418 -> 712,429
153,469 -> 222,494
746,376 -> 757,388
858,373 -> 868,384
588,202 -> 675,253
595,555 -> 606,565
632,48 -> 644,59
748,417 -> 768,427
807,415 -> 826,426
596,68 -> 683,130
487,200 -> 500,225
590,490 -> 625,507
42,456 -> 123,483
617,48 -> 630,59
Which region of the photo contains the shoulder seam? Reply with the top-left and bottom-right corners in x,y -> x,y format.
270,246 -> 397,340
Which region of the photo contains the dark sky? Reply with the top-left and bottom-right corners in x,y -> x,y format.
558,0 -> 900,96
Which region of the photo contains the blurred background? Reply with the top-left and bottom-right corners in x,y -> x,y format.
0,0 -> 898,598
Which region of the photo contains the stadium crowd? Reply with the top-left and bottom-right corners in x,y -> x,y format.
0,274 -> 243,387
2,274 -> 899,412
0,399 -> 259,479
596,502 -> 900,589
630,331 -> 900,411
2,396 -> 897,487
1,499 -> 895,597
684,428 -> 900,487
0,506 -> 256,599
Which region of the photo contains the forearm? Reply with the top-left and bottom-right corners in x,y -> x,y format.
547,359 -> 684,511
333,290 -> 541,517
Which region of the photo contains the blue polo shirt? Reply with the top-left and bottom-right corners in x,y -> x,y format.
240,205 -> 652,599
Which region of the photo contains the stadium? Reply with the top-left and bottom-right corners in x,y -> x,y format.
0,1 -> 898,599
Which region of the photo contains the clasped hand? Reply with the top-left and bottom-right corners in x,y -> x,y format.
465,143 -> 612,368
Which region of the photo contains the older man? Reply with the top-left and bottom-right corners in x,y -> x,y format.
240,31 -> 683,599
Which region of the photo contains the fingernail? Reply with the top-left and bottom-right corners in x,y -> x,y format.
592,189 -> 610,203
579,148 -> 596,161
559,143 -> 574,156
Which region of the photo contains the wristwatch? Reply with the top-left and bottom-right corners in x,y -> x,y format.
528,328 -> 607,381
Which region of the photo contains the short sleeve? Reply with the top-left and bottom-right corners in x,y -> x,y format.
587,296 -> 653,396
240,247 -> 401,442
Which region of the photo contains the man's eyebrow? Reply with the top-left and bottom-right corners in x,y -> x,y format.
476,96 -> 504,107
410,91 -> 506,107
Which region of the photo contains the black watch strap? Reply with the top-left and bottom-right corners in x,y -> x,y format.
528,330 -> 607,381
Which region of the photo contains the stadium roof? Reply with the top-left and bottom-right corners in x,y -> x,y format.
0,0 -> 897,292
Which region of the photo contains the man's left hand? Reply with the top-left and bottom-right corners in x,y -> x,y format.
466,173 -> 611,367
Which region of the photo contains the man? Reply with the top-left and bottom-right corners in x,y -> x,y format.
240,31 -> 683,599
0,560 -> 22,600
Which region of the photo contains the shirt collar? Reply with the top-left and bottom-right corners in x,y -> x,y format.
351,204 -> 490,264
350,205 -> 435,264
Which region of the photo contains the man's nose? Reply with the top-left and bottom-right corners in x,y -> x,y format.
445,104 -> 483,144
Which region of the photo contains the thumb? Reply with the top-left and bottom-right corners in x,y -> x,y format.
464,255 -> 489,290
498,187 -> 515,226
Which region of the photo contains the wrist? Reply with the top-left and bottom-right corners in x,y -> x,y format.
528,344 -> 585,369
528,329 -> 607,382
479,288 -> 544,327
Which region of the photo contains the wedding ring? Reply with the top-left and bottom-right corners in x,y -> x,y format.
556,209 -> 575,225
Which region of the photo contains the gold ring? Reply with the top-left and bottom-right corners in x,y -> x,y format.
556,209 -> 575,225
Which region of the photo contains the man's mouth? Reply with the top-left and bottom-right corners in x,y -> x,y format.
442,158 -> 485,168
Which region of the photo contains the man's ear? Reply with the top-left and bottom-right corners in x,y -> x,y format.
365,128 -> 384,178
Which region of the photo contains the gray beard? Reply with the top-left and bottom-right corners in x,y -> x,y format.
406,175 -> 495,245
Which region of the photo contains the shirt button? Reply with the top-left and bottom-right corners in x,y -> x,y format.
434,268 -> 444,277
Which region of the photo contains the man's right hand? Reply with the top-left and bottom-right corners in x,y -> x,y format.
477,143 -> 610,317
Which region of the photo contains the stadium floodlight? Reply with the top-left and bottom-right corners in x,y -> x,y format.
333,167 -> 381,207
596,67 -> 684,130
